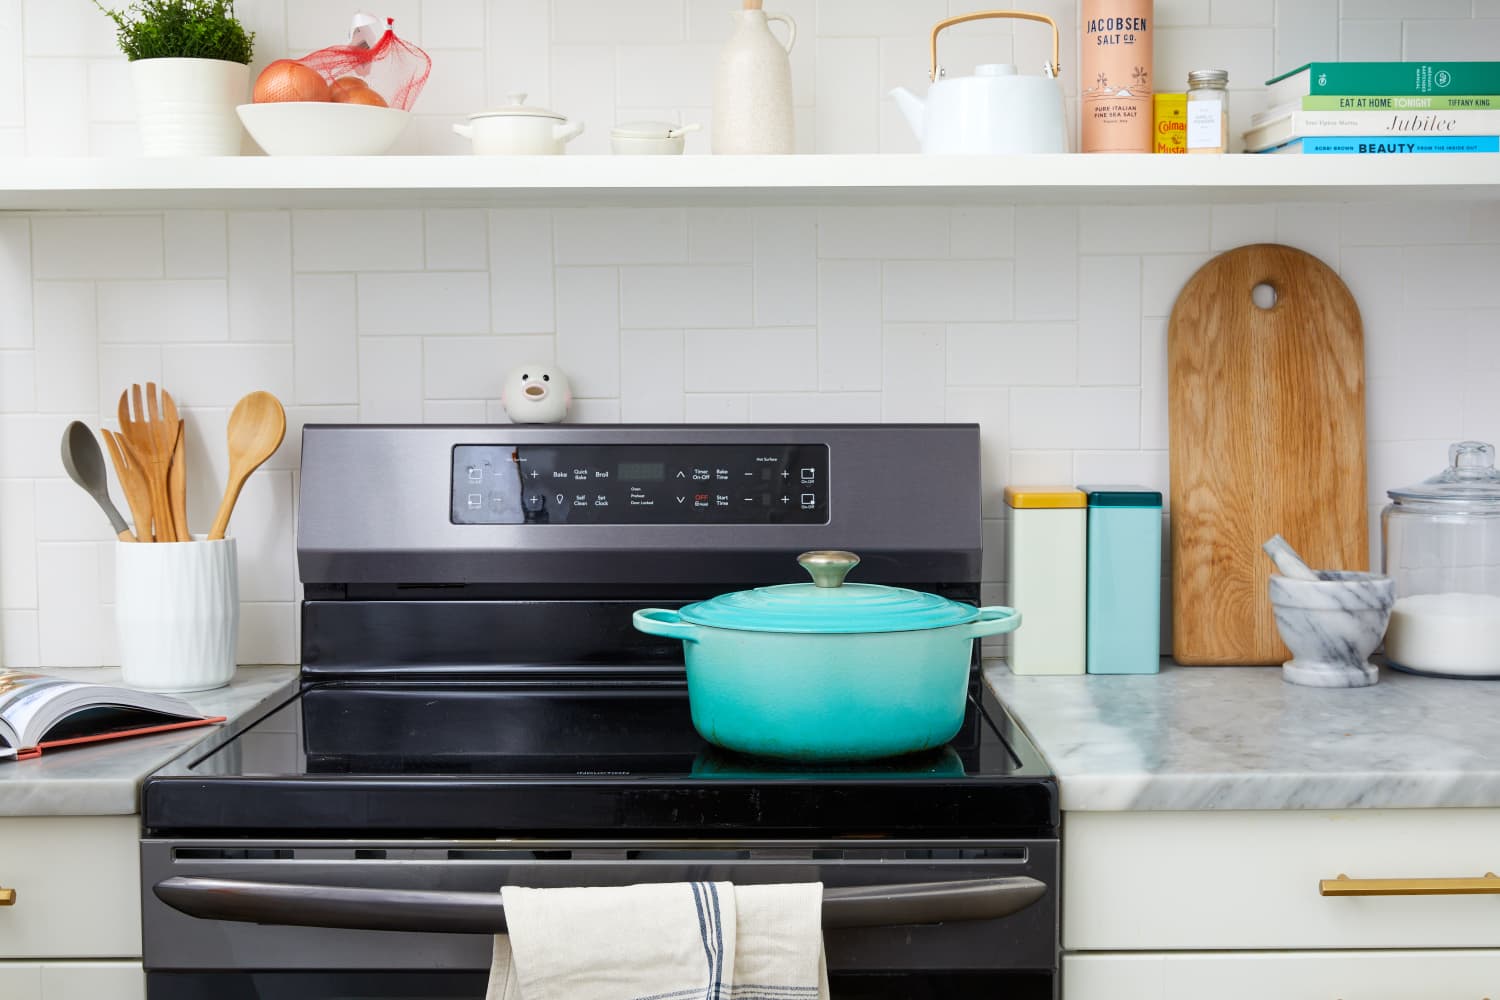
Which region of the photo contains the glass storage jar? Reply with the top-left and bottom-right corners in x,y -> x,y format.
1381,441 -> 1500,677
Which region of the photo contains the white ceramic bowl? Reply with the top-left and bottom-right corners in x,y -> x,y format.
237,102 -> 410,155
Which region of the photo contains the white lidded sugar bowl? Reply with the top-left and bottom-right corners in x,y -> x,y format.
1381,441 -> 1500,678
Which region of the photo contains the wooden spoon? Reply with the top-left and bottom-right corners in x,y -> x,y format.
162,390 -> 190,541
207,391 -> 287,541
60,421 -> 135,542
101,428 -> 154,542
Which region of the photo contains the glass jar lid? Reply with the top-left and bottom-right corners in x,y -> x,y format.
1188,69 -> 1229,89
677,551 -> 981,634
1388,441 -> 1500,506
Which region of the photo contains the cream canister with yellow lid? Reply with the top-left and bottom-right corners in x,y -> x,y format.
1005,487 -> 1087,675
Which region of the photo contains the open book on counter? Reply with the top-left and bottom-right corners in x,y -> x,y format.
0,670 -> 225,761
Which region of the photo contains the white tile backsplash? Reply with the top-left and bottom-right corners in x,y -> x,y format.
621,265 -> 753,328
356,272 -> 491,336
5,0 -> 1500,666
883,261 -> 1013,323
752,208 -> 818,327
816,260 -> 882,390
164,211 -> 228,279
291,210 -> 425,273
97,279 -> 229,344
228,212 -> 293,342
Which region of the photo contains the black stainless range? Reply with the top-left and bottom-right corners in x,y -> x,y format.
141,424 -> 1059,999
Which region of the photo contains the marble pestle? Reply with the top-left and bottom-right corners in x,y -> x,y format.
1262,534 -> 1321,581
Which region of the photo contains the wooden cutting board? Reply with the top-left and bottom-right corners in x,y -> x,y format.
1168,243 -> 1367,665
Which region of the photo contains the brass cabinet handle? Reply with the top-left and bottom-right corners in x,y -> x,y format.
0,888 -> 14,906
1321,872 -> 1500,897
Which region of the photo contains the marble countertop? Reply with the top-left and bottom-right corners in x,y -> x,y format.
985,660 -> 1500,812
0,665 -> 296,817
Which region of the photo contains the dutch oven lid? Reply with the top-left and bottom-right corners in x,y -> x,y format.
677,551 -> 981,634
468,92 -> 566,121
1388,441 -> 1500,505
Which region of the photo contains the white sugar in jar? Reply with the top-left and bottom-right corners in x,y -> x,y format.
1384,593 -> 1500,677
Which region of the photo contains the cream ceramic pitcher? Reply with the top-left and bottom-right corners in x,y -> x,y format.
712,0 -> 796,154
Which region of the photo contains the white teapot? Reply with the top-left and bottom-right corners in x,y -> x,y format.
889,10 -> 1069,155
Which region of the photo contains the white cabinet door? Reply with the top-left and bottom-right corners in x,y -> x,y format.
40,961 -> 145,1000
1065,808 -> 1500,951
1065,950 -> 1500,999
0,816 -> 140,959
0,963 -> 43,1000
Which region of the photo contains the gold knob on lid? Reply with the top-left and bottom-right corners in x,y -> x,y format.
797,550 -> 860,588
0,887 -> 15,906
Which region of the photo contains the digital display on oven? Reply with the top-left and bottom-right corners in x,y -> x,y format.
617,461 -> 665,482
450,444 -> 830,525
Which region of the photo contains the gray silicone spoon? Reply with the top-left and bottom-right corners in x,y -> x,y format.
1261,533 -> 1320,581
61,421 -> 136,542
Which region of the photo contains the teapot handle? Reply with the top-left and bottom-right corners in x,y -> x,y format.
766,12 -> 796,54
929,10 -> 1060,81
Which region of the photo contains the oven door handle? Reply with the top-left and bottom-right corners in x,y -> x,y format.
154,875 -> 1047,933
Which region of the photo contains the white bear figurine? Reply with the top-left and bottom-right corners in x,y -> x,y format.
501,363 -> 572,424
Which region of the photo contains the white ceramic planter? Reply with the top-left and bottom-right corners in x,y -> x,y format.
116,537 -> 238,692
131,57 -> 250,156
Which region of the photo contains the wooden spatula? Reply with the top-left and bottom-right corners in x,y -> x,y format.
207,391 -> 286,541
161,390 -> 190,541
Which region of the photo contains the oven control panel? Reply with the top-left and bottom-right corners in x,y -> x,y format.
451,444 -> 830,524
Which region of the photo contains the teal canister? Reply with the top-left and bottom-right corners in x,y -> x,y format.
1081,486 -> 1162,674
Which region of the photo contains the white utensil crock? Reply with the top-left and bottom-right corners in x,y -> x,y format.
131,57 -> 250,156
116,537 -> 238,692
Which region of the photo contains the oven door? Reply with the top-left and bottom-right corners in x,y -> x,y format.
142,838 -> 1058,1000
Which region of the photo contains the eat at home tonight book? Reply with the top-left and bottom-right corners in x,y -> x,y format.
0,670 -> 224,761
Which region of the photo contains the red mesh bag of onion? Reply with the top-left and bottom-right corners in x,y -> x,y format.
294,15 -> 431,111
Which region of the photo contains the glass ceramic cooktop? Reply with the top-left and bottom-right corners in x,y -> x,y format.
144,680 -> 1057,838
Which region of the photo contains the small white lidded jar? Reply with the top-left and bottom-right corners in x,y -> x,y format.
610,120 -> 700,155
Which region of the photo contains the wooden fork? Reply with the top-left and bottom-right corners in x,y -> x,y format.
119,383 -> 180,543
101,428 -> 156,543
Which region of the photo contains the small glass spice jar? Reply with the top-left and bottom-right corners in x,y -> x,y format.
1186,69 -> 1229,153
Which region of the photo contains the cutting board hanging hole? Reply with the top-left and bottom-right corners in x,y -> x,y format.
1251,283 -> 1278,310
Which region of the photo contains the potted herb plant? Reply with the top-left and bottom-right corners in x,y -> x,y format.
94,0 -> 255,155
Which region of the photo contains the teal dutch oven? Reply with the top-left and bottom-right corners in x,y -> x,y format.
632,550 -> 1021,762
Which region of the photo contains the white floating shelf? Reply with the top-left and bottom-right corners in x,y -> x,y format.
2,153 -> 1497,210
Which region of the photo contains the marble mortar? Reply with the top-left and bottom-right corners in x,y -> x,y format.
1269,571 -> 1395,688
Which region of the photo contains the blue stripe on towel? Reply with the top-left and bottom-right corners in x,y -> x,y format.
690,882 -> 715,1000
708,882 -> 725,999
730,988 -> 820,994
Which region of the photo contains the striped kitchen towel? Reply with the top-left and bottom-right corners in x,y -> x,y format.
486,881 -> 828,1000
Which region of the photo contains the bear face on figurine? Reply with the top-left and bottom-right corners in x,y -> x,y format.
500,364 -> 573,424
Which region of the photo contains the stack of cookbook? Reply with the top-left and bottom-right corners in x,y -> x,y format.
1246,61 -> 1500,155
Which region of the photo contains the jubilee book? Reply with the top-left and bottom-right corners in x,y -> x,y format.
0,670 -> 224,761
